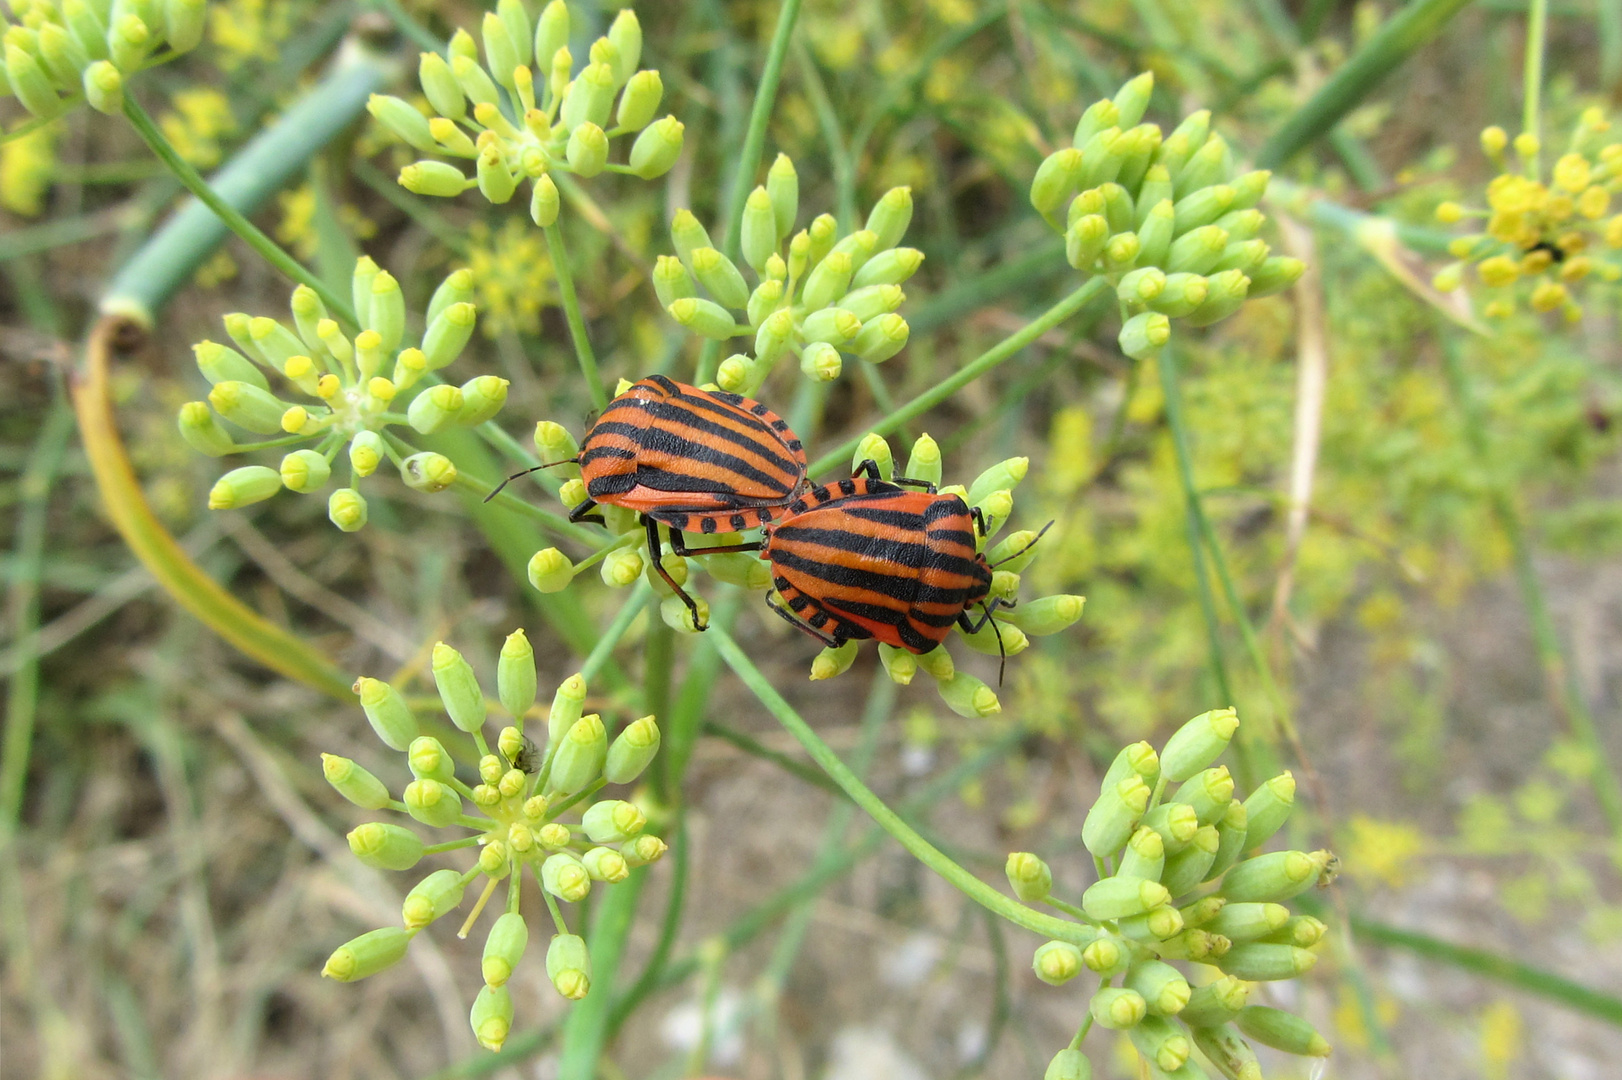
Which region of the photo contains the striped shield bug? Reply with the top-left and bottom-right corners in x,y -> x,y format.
489,375 -> 809,626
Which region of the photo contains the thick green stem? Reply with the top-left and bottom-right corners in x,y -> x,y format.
1522,0 -> 1547,176
710,624 -> 1092,945
582,582 -> 655,683
543,223 -> 608,413
1257,0 -> 1478,168
1440,338 -> 1622,832
809,277 -> 1110,476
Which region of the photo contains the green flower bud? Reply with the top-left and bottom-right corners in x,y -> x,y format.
1207,801 -> 1249,881
807,639 -> 856,681
1189,1024 -> 1264,1080
667,210 -> 715,269
1215,208 -> 1266,242
1135,166 -> 1174,226
1082,875 -> 1169,921
322,926 -> 413,982
802,250 -> 854,311
719,187 -> 776,279
418,50 -> 465,120
279,449 -> 331,494
207,381 -> 288,434
541,851 -> 591,902
1128,1016 -> 1191,1072
581,799 -> 645,844
689,246 -> 750,310
538,675 -> 586,749
644,256 -> 697,315
176,402 -> 236,457
348,822 -> 424,870
325,487 -> 366,532
847,434 -> 892,482
1082,935 -> 1128,975
851,246 -> 923,289
852,313 -> 908,364
534,0 -> 568,70
1270,914 -> 1328,948
320,753 -> 390,809
1215,239 -> 1270,273
745,280 -> 784,329
1174,766 -> 1234,825
1174,133 -> 1232,198
1118,266 -> 1167,309
1117,904 -> 1184,942
108,14 -> 151,75
715,354 -> 754,395
1076,126 -> 1125,189
1065,215 -> 1110,270
669,297 -> 741,340
866,186 -> 913,251
400,452 -> 457,493
1112,71 -> 1155,127
446,28 -> 479,63
470,984 -> 513,1051
967,457 -> 1029,506
1045,1048 -> 1091,1080
629,115 -> 683,178
1156,928 -> 1220,961
62,0 -> 110,61
1166,224 -> 1229,275
458,375 -> 509,426
1033,940 -> 1083,985
476,143 -> 519,203
1117,824 -> 1165,881
207,466 -> 281,510
1098,182 -> 1136,234
1125,959 -> 1191,1016
430,642 -> 485,733
417,302 -> 475,372
862,642 -> 911,684
594,547 -> 640,590
1089,987 -> 1147,1030
606,716 -> 660,784
562,61 -> 615,131
606,8 -> 642,79
998,595 -> 1084,638
960,616 -> 1028,658
936,670 -> 1001,718
1172,184 -> 1235,236
403,778 -> 464,828
82,57 -> 122,114
1179,976 -> 1250,1027
399,160 -> 472,198
762,153 -> 799,241
1149,273 -> 1208,318
367,93 -> 436,152
1246,255 -> 1305,298
478,11 -> 521,92
1143,802 -> 1200,853
1083,773 -> 1151,857
448,52 -> 499,108
407,385 -> 467,436
803,214 -> 835,270
1071,98 -> 1121,149
479,911 -> 528,988
582,845 -> 630,882
400,871 -> 465,925
1218,943 -> 1319,982
616,68 -> 662,132
546,932 -> 591,999
836,284 -> 902,324
830,229 -> 879,274
1032,148 -> 1084,222
550,714 -> 607,795
1205,902 -> 1289,944
1218,849 -> 1321,904
403,737 -> 451,783
914,643 -> 955,681
796,307 -> 856,347
527,544 -> 573,590
1161,825 -> 1221,897
1241,771 -> 1295,850
1184,269 -> 1251,327
560,119 -> 606,177
1004,852 -> 1052,903
1117,311 -> 1169,361
621,833 -> 667,867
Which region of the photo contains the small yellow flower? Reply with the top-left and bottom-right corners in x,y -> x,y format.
1552,152 -> 1591,192
467,219 -> 556,337
1528,280 -> 1568,312
0,119 -> 60,217
1476,255 -> 1520,288
208,0 -> 294,69
1338,815 -> 1426,889
1480,1000 -> 1523,1080
159,88 -> 238,170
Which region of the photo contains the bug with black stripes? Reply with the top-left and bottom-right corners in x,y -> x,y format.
694,460 -> 1045,680
488,375 -> 810,626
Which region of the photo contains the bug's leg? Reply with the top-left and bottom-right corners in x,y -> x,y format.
569,498 -> 607,526
970,506 -> 989,538
853,458 -> 938,492
668,529 -> 764,558
957,604 -> 1009,686
645,517 -> 708,630
765,589 -> 842,647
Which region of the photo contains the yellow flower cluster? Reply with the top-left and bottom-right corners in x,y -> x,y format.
1433,109 -> 1622,320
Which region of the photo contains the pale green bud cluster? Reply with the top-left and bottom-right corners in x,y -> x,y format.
0,0 -> 208,119
1030,73 -> 1302,360
384,4 -> 681,222
657,156 -> 918,393
323,632 -> 668,1052
1017,709 -> 1334,1079
180,260 -> 501,531
787,434 -> 1082,706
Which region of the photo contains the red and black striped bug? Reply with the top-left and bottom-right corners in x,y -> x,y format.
489,375 -> 810,625
700,460 -> 1046,681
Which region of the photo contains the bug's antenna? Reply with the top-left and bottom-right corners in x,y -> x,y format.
989,519 -> 1055,568
985,600 -> 1008,687
484,459 -> 579,502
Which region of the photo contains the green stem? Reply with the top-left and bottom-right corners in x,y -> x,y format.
542,222 -> 607,413
1257,0 -> 1478,168
709,624 -> 1093,945
1440,338 -> 1622,833
809,277 -> 1110,476
448,471 -> 599,547
115,82 -> 373,326
1523,0 -> 1548,176
582,581 -> 655,683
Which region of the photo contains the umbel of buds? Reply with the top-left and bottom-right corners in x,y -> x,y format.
0,0 -> 209,119
1009,708 -> 1335,1080
1029,72 -> 1304,362
178,258 -> 504,531
1431,107 -> 1622,322
379,3 -> 682,223
320,630 -> 668,1052
656,154 -> 918,392
522,425 -> 1086,706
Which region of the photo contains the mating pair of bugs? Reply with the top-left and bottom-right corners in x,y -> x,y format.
494,374 -> 1041,669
